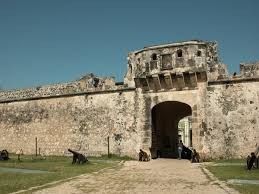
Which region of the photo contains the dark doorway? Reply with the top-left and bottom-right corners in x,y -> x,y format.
151,101 -> 192,158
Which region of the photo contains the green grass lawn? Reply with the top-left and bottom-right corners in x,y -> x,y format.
206,159 -> 259,194
0,154 -> 128,194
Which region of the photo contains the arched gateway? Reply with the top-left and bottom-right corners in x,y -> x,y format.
151,101 -> 192,158
124,40 -> 228,159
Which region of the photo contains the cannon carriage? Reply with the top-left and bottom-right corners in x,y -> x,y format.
0,149 -> 9,161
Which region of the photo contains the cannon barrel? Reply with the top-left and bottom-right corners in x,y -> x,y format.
68,149 -> 80,155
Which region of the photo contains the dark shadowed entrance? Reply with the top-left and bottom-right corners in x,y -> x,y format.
151,101 -> 192,158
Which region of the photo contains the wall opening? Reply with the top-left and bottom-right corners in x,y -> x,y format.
178,116 -> 192,147
197,50 -> 202,57
177,49 -> 183,57
129,64 -> 132,74
151,53 -> 157,61
151,101 -> 192,159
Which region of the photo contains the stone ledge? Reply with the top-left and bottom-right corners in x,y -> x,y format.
0,87 -> 136,104
208,77 -> 259,85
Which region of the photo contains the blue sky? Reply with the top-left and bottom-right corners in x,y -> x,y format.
0,0 -> 258,89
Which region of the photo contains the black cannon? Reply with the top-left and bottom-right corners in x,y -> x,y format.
68,149 -> 88,164
0,150 -> 9,161
139,149 -> 150,162
247,152 -> 258,170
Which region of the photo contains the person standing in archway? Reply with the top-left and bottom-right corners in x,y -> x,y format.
178,140 -> 183,159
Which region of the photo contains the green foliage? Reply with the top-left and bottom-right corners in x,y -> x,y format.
212,158 -> 246,163
232,185 -> 259,194
207,165 -> 259,180
206,159 -> 259,194
0,154 -> 126,194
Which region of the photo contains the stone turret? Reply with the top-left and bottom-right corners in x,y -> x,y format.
124,40 -> 228,90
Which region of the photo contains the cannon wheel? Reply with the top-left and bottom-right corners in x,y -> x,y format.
0,150 -> 9,160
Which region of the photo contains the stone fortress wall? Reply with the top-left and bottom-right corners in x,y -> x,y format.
0,90 -> 143,157
0,74 -> 121,103
205,80 -> 259,158
0,40 -> 258,159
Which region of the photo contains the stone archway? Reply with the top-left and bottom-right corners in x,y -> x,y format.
150,101 -> 192,158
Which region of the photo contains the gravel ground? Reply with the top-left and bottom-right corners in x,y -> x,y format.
32,159 -> 239,194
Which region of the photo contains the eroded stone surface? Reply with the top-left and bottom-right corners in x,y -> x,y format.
0,40 -> 258,159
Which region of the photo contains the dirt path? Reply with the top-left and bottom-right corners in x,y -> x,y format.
33,159 -> 238,194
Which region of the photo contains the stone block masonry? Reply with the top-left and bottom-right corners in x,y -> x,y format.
0,89 -> 145,158
204,80 -> 259,158
0,40 -> 258,159
0,74 -> 119,103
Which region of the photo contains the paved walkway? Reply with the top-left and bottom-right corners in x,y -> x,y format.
33,159 -> 238,194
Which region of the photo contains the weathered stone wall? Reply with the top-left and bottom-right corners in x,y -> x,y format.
0,84 -> 208,158
124,40 -> 228,87
0,40 -> 258,160
141,89 -> 198,148
0,74 -> 120,103
203,80 -> 259,158
1,78 -> 258,159
0,82 -> 83,102
0,89 -> 147,158
240,62 -> 259,78
128,85 -> 208,158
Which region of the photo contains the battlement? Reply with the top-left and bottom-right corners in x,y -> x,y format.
240,62 -> 259,78
124,40 -> 228,90
0,74 -> 121,103
1,40 -> 258,102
